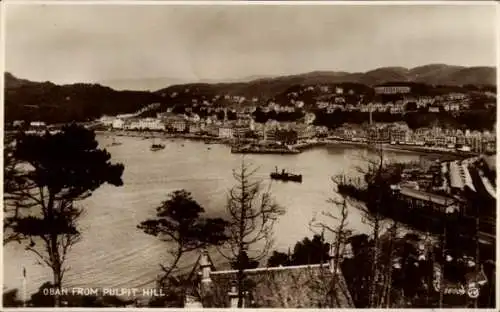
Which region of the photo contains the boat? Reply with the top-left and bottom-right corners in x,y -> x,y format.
150,143 -> 165,151
270,167 -> 302,183
109,138 -> 122,146
150,138 -> 165,151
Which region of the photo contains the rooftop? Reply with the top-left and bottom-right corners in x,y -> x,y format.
399,186 -> 456,206
206,263 -> 354,308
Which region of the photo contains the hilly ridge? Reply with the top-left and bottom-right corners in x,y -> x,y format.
155,64 -> 495,97
4,64 -> 496,123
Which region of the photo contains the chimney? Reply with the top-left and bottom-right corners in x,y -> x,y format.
228,281 -> 239,308
199,250 -> 212,284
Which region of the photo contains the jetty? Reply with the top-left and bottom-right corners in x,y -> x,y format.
231,143 -> 300,154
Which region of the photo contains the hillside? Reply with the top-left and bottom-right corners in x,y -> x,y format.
155,64 -> 496,98
5,64 -> 496,123
4,73 -> 163,123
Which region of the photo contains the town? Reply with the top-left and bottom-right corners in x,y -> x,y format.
3,2 -> 497,310
11,83 -> 497,156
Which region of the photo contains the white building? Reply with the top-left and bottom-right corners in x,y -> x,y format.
112,119 -> 125,129
374,86 -> 411,94
218,125 -> 234,138
30,121 -> 46,127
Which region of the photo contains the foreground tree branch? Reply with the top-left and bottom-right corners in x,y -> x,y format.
219,159 -> 284,308
4,125 -> 124,307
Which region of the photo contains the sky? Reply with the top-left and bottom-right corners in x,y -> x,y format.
4,3 -> 498,85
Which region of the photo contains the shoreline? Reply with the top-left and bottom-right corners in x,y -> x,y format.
98,130 -> 478,157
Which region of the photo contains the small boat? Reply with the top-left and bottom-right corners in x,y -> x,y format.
109,138 -> 122,146
150,138 -> 165,151
270,167 -> 302,183
151,143 -> 165,151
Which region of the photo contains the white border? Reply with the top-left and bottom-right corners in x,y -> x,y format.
0,1 -> 499,311
1,0 -> 499,5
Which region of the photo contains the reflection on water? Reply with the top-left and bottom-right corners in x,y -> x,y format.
3,136 -> 422,295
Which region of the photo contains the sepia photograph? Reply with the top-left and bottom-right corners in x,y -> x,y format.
2,1 -> 498,309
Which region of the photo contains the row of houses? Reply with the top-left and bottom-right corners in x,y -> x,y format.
105,114 -> 324,143
332,124 -> 496,153
317,99 -> 469,114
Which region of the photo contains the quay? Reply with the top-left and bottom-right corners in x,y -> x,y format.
231,145 -> 300,154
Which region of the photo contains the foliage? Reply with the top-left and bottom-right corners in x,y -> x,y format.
3,288 -> 23,307
4,124 -> 124,306
218,160 -> 285,307
138,189 -> 229,307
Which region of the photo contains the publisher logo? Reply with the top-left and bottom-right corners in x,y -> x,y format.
467,287 -> 479,299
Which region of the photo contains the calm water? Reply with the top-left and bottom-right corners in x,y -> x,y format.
3,136 -> 422,296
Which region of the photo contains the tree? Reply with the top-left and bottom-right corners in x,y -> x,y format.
337,145 -> 395,307
3,288 -> 23,307
309,175 -> 352,308
4,124 -> 125,307
267,251 -> 291,267
137,189 -> 229,307
3,135 -> 26,245
218,160 -> 285,307
405,102 -> 417,112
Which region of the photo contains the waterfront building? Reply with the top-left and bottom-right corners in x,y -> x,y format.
294,124 -> 316,140
164,116 -> 187,132
390,127 -> 411,143
233,124 -> 249,139
137,118 -> 165,130
367,125 -> 391,143
188,122 -> 202,134
112,118 -> 125,129
396,186 -> 460,215
99,116 -> 115,127
205,124 -> 219,137
263,123 -> 279,142
218,124 -> 234,139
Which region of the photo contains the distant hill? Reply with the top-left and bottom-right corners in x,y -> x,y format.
5,64 -> 496,123
4,73 -> 163,123
99,75 -> 275,91
156,64 -> 496,98
99,77 -> 192,92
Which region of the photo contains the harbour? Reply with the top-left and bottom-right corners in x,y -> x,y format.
3,135 -> 424,296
